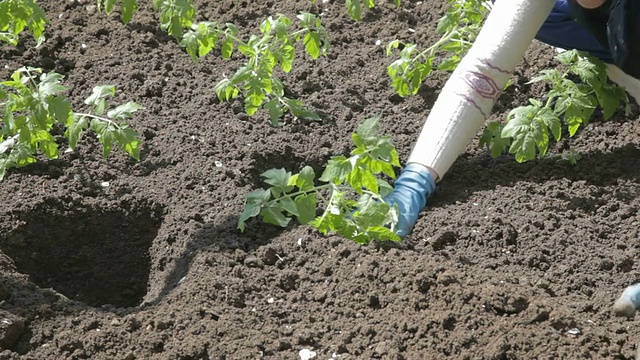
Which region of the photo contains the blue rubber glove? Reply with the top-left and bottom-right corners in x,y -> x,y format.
383,163 -> 436,238
613,282 -> 640,317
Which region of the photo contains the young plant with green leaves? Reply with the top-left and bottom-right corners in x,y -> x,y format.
152,0 -> 195,40
0,67 -> 142,180
0,0 -> 47,46
97,0 -> 197,42
180,21 -> 236,61
309,0 -> 401,21
386,0 -> 489,96
345,0 -> 401,21
238,117 -> 402,244
480,50 -> 629,162
214,13 -> 330,126
96,1 -> 329,125
97,0 -> 237,61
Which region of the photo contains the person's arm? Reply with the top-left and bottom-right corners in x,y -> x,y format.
607,0 -> 640,79
384,0 -> 556,237
569,0 -> 640,79
575,0 -> 607,9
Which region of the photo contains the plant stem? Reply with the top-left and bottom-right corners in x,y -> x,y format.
74,113 -> 121,128
413,27 -> 458,62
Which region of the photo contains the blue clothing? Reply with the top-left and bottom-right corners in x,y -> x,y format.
536,0 -> 613,62
492,0 -> 613,62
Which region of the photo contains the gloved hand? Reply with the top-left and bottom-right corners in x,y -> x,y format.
383,163 -> 436,238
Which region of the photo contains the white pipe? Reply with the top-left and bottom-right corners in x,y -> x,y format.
407,0 -> 556,180
606,64 -> 640,103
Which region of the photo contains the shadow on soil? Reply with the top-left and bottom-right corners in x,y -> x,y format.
435,144 -> 640,205
0,197 -> 164,309
143,213 -> 288,307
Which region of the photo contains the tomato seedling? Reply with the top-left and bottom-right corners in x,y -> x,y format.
0,67 -> 142,180
480,50 -> 629,162
97,0 -> 196,42
309,0 -> 401,21
214,13 -> 330,126
0,0 -> 47,46
386,0 -> 489,96
238,116 -> 402,244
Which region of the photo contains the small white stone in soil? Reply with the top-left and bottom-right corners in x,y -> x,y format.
100,181 -> 109,187
81,43 -> 87,49
297,238 -> 302,246
267,297 -> 274,304
299,349 -> 317,360
375,39 -> 381,46
567,328 -> 580,335
214,161 -> 223,167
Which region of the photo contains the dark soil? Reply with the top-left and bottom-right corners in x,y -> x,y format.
0,0 -> 639,359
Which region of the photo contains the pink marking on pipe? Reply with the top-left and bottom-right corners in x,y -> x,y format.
462,71 -> 500,100
479,59 -> 510,74
455,92 -> 488,118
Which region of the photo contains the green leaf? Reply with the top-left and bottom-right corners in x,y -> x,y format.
263,98 -> 284,125
346,0 -> 362,20
121,0 -> 138,23
261,168 -> 292,196
237,188 -> 272,231
277,44 -> 295,72
378,178 -> 394,197
283,98 -> 320,121
48,95 -> 72,125
90,120 -> 114,158
107,101 -> 145,120
385,40 -> 401,56
113,127 -> 140,160
502,105 -> 542,162
437,56 -> 460,71
436,13 -> 457,34
356,116 -> 379,139
181,30 -> 200,61
347,166 -> 378,194
260,206 -> 291,227
294,194 -> 317,225
593,84 -> 625,120
221,37 -> 234,59
237,203 -> 260,232
279,196 -> 299,216
214,78 -> 239,101
244,77 -> 266,116
319,156 -> 352,183
99,0 -> 117,13
296,165 -> 315,191
564,103 -> 593,136
303,32 -> 321,59
37,72 -> 67,96
362,226 -> 401,242
85,85 -> 115,115
65,115 -> 89,150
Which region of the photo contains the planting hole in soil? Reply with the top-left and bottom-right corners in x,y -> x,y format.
0,198 -> 163,308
